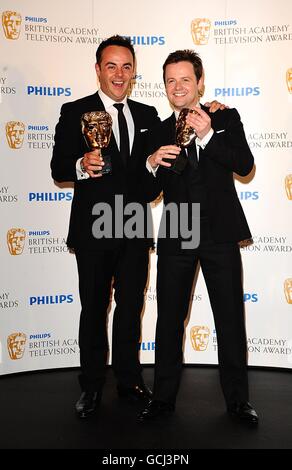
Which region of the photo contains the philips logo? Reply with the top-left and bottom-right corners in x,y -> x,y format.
29,295 -> 74,306
239,191 -> 259,200
25,17 -> 47,23
27,86 -> 71,96
28,231 -> 50,236
244,293 -> 258,303
215,87 -> 260,97
28,192 -> 73,202
29,333 -> 51,339
214,20 -> 237,26
124,36 -> 165,46
28,125 -> 49,131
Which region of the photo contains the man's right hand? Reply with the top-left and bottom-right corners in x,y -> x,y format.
148,145 -> 180,169
81,149 -> 104,178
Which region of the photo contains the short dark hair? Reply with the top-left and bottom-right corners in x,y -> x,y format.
95,35 -> 135,65
162,49 -> 203,84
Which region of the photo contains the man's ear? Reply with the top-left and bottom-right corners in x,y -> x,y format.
95,63 -> 101,78
132,61 -> 137,80
198,70 -> 205,98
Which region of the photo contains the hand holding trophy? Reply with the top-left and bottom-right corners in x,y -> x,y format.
81,111 -> 113,175
167,108 -> 198,174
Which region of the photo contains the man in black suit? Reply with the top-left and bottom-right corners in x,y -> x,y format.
51,35 -> 160,418
138,50 -> 258,424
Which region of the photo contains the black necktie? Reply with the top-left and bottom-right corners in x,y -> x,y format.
114,103 -> 130,165
187,142 -> 198,170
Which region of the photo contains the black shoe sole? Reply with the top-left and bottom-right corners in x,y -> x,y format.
228,411 -> 259,426
138,409 -> 174,423
76,408 -> 98,419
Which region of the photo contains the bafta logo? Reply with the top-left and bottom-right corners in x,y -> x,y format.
7,228 -> 26,255
6,121 -> 25,149
284,279 -> 292,304
191,18 -> 211,45
81,111 -> 113,174
190,325 -> 210,351
285,174 -> 292,200
7,332 -> 26,360
286,68 -> 292,94
2,11 -> 22,40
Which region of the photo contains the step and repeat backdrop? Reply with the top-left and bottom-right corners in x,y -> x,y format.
1,0 -> 291,375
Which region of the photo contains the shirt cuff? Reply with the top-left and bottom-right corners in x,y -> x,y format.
197,128 -> 214,149
76,158 -> 89,180
146,156 -> 159,176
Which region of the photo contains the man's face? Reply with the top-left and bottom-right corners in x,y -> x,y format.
165,61 -> 204,112
95,45 -> 134,102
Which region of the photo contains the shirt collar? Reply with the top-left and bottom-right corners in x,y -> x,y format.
98,89 -> 128,111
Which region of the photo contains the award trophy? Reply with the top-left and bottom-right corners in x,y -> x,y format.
167,108 -> 198,174
81,111 -> 113,175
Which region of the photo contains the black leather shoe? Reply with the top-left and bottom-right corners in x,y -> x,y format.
228,401 -> 259,425
117,383 -> 153,402
138,400 -> 175,422
75,391 -> 100,419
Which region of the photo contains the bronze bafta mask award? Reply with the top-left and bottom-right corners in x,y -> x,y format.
167,108 -> 198,174
176,108 -> 197,146
81,111 -> 113,175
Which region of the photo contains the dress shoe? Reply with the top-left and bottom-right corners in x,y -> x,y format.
138,400 -> 175,422
228,401 -> 259,425
117,383 -> 153,402
75,391 -> 100,419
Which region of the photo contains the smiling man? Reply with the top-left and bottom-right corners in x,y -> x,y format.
138,49 -> 258,425
51,35 -> 160,419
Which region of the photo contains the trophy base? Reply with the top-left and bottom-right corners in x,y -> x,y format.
165,150 -> 187,175
93,154 -> 112,175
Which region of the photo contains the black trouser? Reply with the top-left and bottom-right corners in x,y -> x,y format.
154,221 -> 249,407
75,243 -> 149,391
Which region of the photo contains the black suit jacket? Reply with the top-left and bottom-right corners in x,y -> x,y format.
51,92 -> 160,250
140,106 -> 254,253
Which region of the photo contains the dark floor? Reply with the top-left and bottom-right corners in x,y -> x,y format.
0,366 -> 291,452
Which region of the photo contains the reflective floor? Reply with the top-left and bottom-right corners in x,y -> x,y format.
0,366 -> 291,450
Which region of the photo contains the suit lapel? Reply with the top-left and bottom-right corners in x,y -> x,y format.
127,100 -> 140,158
86,91 -> 105,111
166,114 -> 176,143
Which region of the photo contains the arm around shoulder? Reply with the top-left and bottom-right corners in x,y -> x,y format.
203,108 -> 254,177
